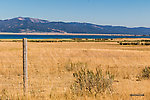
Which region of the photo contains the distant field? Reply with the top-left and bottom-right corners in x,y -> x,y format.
0,41 -> 150,99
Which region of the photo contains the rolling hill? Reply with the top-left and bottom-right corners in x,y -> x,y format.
0,17 -> 150,35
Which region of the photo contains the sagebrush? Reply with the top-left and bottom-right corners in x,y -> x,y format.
142,66 -> 150,79
70,68 -> 114,96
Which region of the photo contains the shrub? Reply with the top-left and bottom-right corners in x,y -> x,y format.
0,89 -> 9,100
70,68 -> 114,97
142,67 -> 150,79
65,62 -> 87,72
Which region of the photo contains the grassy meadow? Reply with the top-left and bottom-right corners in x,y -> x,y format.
0,39 -> 150,99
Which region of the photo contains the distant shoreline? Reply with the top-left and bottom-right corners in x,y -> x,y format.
0,32 -> 149,36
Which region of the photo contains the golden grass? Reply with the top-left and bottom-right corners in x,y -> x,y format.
0,41 -> 150,99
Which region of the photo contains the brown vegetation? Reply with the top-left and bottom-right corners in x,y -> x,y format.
0,41 -> 150,99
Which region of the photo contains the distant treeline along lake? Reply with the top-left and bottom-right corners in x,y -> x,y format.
0,34 -> 150,39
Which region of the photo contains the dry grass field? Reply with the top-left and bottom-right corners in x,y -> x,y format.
0,41 -> 150,99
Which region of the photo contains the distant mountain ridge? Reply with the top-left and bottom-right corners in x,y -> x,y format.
0,17 -> 150,35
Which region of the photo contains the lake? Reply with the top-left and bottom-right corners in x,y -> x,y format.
0,34 -> 150,39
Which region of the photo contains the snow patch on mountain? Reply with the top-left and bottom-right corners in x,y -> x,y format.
29,18 -> 49,23
17,17 -> 25,20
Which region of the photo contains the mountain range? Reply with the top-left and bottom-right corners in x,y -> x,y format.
0,17 -> 150,35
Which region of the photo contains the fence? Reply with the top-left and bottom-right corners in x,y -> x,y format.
0,38 -> 149,99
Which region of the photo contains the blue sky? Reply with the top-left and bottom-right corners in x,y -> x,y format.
0,0 -> 150,27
